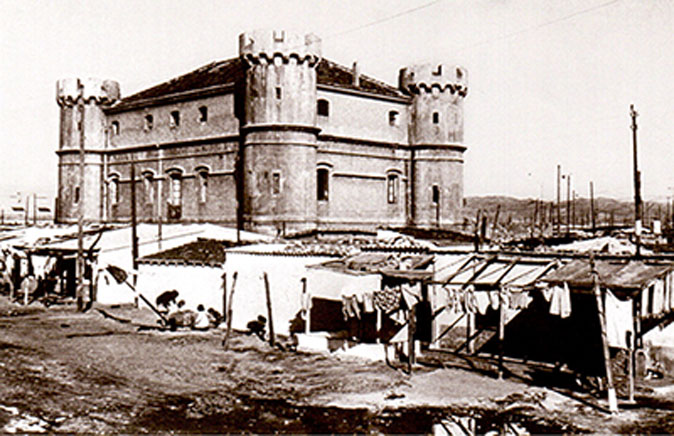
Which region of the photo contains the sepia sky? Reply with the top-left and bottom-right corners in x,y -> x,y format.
1,0 -> 672,207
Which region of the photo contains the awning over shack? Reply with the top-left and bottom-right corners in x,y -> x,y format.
542,259 -> 673,292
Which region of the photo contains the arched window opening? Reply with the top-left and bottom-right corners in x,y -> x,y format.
108,177 -> 119,204
144,114 -> 153,131
169,111 -> 180,128
198,170 -> 208,203
111,121 -> 120,135
143,173 -> 154,204
387,174 -> 399,204
432,112 -> 440,124
271,171 -> 281,196
74,186 -> 80,204
317,168 -> 329,201
169,172 -> 182,206
317,99 -> 330,117
432,185 -> 440,204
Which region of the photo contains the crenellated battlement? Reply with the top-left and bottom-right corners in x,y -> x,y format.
239,30 -> 321,66
399,64 -> 468,96
56,78 -> 120,107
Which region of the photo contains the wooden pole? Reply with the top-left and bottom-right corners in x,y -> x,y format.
76,95 -> 85,312
631,104 -> 642,257
590,255 -> 618,413
222,271 -> 237,349
556,164 -> 561,235
627,329 -> 635,403
130,161 -> 139,307
376,308 -> 382,344
408,302 -> 416,373
590,181 -> 596,233
301,278 -> 310,334
467,312 -> 475,354
498,287 -> 506,379
263,272 -> 275,347
222,272 -> 227,320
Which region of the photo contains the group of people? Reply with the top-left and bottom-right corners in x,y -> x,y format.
0,249 -> 59,304
155,289 -> 223,331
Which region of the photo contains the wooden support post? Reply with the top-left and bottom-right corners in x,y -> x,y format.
222,271 -> 237,350
301,277 -> 310,334
408,305 -> 416,373
498,288 -> 506,379
263,272 -> 275,347
221,272 -> 227,320
627,330 -> 635,403
591,256 -> 618,413
376,308 -> 382,344
467,312 -> 475,354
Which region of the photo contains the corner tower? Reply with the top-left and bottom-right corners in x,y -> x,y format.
239,30 -> 322,234
56,78 -> 120,223
400,64 -> 468,228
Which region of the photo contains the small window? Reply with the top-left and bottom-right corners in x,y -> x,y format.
169,111 -> 180,128
143,173 -> 154,204
198,171 -> 208,203
74,186 -> 80,204
199,106 -> 208,123
144,114 -> 153,131
275,87 -> 282,100
317,99 -> 330,117
456,68 -> 463,80
432,112 -> 440,124
273,30 -> 285,42
271,171 -> 281,196
432,185 -> 440,204
389,111 -> 399,126
109,178 -> 119,204
317,168 -> 329,201
433,65 -> 442,76
387,174 -> 399,204
111,121 -> 120,135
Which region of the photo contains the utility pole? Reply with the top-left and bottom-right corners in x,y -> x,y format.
571,190 -> 576,231
566,174 -> 571,236
130,161 -> 139,306
556,164 -> 561,235
631,104 -> 642,256
76,87 -> 86,311
590,181 -> 596,233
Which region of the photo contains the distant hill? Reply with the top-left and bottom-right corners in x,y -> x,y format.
463,195 -> 672,236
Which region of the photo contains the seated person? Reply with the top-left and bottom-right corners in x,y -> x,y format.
246,315 -> 267,340
207,308 -> 223,327
156,290 -> 179,315
166,300 -> 196,331
192,304 -> 211,330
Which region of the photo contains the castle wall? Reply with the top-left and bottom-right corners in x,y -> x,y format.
107,93 -> 239,148
316,139 -> 408,229
105,140 -> 238,224
412,147 -> 464,226
316,89 -> 409,144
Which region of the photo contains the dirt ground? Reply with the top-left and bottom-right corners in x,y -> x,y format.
0,297 -> 672,434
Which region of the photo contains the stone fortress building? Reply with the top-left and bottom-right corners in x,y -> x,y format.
56,30 -> 468,234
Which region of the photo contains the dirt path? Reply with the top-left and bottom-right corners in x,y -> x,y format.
0,298 -> 671,433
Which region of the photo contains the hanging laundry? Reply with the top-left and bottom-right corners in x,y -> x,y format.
509,291 -> 533,310
463,286 -> 478,313
549,283 -> 571,318
499,289 -> 510,312
542,286 -> 554,302
605,289 -> 634,349
474,291 -> 490,315
653,279 -> 665,315
341,295 -> 360,320
374,286 -> 401,314
362,291 -> 375,313
489,290 -> 500,310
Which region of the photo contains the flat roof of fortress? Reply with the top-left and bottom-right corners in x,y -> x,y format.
113,57 -> 407,110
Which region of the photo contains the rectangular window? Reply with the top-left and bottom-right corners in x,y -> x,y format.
432,112 -> 440,124
74,186 -> 80,204
109,178 -> 119,204
271,172 -> 281,195
111,121 -> 120,135
389,111 -> 399,126
387,174 -> 399,204
199,106 -> 208,123
317,168 -> 329,201
432,185 -> 440,204
275,87 -> 282,99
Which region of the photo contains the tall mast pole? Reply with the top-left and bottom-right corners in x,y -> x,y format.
76,86 -> 86,311
631,104 -> 641,257
556,164 -> 561,235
